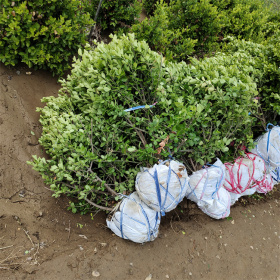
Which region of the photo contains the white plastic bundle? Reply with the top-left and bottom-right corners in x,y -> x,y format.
186,159 -> 231,219
197,187 -> 231,219
223,153 -> 266,195
250,124 -> 280,169
135,160 -> 188,214
229,187 -> 257,206
271,167 -> 280,185
106,192 -> 160,243
256,174 -> 274,194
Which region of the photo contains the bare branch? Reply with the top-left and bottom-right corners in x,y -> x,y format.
84,197 -> 113,211
87,169 -> 118,196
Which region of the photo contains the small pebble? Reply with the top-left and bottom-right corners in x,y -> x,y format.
204,237 -> 207,240
166,275 -> 170,279
250,246 -> 254,250
189,272 -> 192,276
145,274 -> 152,280
92,271 -> 100,277
231,220 -> 235,224
16,70 -> 20,75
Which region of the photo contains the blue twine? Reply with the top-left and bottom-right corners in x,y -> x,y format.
186,163 -> 224,201
271,167 -> 280,183
266,123 -> 274,131
254,124 -> 280,168
168,147 -> 175,160
124,102 -> 157,112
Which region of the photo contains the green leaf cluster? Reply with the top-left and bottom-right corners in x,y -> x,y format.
222,37 -> 280,128
131,1 -> 196,61
131,0 -> 278,59
0,0 -> 93,75
84,0 -> 142,31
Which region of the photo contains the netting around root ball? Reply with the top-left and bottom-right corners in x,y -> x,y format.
250,124 -> 280,170
186,159 -> 231,219
186,159 -> 225,204
135,160 -> 188,215
256,174 -> 274,194
223,153 -> 266,195
106,192 -> 160,243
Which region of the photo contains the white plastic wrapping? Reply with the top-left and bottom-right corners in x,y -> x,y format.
223,153 -> 266,194
256,174 -> 274,194
186,159 -> 231,219
198,187 -> 231,219
106,192 -> 160,243
229,187 -> 257,206
135,160 -> 188,214
271,167 -> 280,185
250,125 -> 280,169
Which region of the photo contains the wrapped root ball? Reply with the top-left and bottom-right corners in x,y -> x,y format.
135,160 -> 188,214
224,153 -> 266,194
186,159 -> 225,204
271,167 -> 280,185
251,125 -> 280,169
106,192 -> 160,243
256,174 -> 274,194
198,187 -> 231,219
229,187 -> 256,206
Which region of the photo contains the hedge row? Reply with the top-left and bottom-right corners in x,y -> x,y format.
29,34 -> 279,213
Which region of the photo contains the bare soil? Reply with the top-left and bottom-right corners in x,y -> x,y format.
0,63 -> 279,280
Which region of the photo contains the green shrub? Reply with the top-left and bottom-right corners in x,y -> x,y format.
222,38 -> 280,129
212,0 -> 270,43
85,0 -> 142,31
133,0 -> 277,61
28,34 -> 261,213
167,0 -> 225,56
0,0 -> 93,75
131,1 -> 196,61
142,0 -> 170,15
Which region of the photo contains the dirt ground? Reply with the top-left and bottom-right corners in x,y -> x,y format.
0,62 -> 279,280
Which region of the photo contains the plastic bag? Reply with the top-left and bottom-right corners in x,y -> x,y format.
256,174 -> 274,194
250,124 -> 280,169
271,167 -> 280,185
223,153 -> 266,195
106,192 -> 160,243
229,187 -> 256,206
187,159 -> 225,203
135,160 -> 188,214
186,159 -> 231,219
197,187 -> 231,219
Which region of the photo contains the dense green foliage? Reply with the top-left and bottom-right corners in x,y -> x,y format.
131,1 -> 196,61
85,0 -> 142,30
142,0 -> 169,15
0,0 -> 93,75
131,0 -> 279,59
29,34 -> 264,213
223,38 -> 280,128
